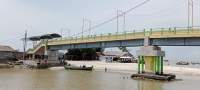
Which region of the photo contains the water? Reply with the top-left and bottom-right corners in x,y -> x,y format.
0,69 -> 199,90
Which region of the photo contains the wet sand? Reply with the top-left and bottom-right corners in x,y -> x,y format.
53,61 -> 200,75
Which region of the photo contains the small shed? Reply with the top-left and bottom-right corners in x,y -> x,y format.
0,45 -> 16,63
119,56 -> 134,63
99,51 -> 135,62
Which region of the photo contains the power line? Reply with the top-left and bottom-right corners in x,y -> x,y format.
71,0 -> 151,37
0,34 -> 24,43
117,10 -> 126,33
132,0 -> 186,16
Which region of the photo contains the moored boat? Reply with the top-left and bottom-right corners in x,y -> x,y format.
64,64 -> 93,71
191,62 -> 200,65
176,61 -> 189,65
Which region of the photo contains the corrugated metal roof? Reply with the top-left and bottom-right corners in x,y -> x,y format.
0,45 -> 15,52
103,51 -> 133,57
28,33 -> 62,41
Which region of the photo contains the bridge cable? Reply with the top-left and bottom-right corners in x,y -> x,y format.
71,0 -> 151,37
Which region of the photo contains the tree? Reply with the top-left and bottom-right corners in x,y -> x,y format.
118,46 -> 128,52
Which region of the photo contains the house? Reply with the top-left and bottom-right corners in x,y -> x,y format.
0,45 -> 16,63
15,51 -> 24,60
119,56 -> 134,63
99,51 -> 135,62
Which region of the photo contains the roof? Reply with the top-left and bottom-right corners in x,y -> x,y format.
29,36 -> 41,41
28,33 -> 62,41
120,56 -> 132,59
102,51 -> 133,57
0,45 -> 16,52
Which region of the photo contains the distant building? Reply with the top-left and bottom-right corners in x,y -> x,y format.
15,52 -> 24,60
99,51 -> 135,63
0,45 -> 17,63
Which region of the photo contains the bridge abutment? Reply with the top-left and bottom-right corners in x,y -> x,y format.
47,50 -> 59,64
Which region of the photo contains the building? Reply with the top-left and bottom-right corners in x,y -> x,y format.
99,51 -> 135,63
15,52 -> 24,60
0,45 -> 16,63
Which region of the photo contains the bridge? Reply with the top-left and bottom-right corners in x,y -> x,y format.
24,0 -> 199,80
28,27 -> 200,53
26,27 -> 200,78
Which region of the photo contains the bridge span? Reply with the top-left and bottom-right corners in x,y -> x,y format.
26,27 -> 200,78
48,27 -> 200,50
27,27 -> 200,54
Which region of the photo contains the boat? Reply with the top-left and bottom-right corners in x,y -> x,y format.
64,64 -> 93,71
176,61 -> 189,65
163,59 -> 169,62
191,62 -> 200,65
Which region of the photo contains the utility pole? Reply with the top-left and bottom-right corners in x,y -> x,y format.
82,18 -> 85,38
84,19 -> 92,36
23,30 -> 27,60
188,0 -> 194,30
117,10 -> 126,33
117,10 -> 119,33
188,0 -> 190,29
68,29 -> 71,38
123,12 -> 126,32
61,28 -> 71,38
191,0 -> 193,29
82,18 -> 92,36
88,20 -> 92,36
60,28 -> 63,38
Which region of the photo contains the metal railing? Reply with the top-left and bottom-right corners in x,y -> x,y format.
48,26 -> 200,42
27,40 -> 46,53
27,26 -> 200,52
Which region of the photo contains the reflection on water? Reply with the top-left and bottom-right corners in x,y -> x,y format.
138,80 -> 163,90
0,69 -> 199,90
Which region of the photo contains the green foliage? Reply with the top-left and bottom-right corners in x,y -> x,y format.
66,48 -> 102,60
118,46 -> 128,52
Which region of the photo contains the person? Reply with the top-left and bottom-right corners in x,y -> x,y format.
105,67 -> 107,72
83,65 -> 86,68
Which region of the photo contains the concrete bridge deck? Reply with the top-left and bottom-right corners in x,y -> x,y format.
48,28 -> 200,45
27,27 -> 200,53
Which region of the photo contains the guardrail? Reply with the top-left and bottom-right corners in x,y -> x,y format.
27,40 -> 46,53
47,27 -> 200,45
27,26 -> 200,52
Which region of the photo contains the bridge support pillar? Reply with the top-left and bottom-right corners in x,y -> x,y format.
47,50 -> 59,64
136,46 -> 165,75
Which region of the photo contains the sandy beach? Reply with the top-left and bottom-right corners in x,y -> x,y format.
48,61 -> 200,76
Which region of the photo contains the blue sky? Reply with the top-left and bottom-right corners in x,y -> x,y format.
0,0 -> 200,60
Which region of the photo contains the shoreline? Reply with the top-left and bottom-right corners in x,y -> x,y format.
54,61 -> 200,76
2,60 -> 199,76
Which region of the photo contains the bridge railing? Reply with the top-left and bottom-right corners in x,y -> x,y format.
47,26 -> 200,45
27,40 -> 46,53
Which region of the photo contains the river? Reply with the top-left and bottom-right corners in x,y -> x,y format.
0,69 -> 199,90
